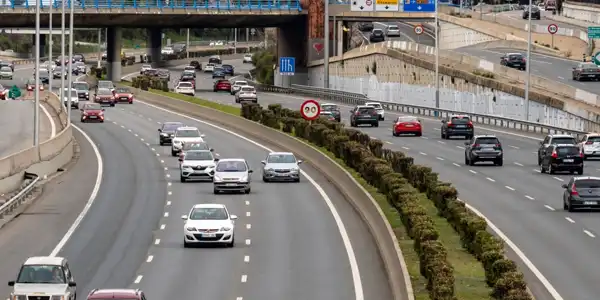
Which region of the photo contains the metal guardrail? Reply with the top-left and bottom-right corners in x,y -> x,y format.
248,81 -> 590,136
0,172 -> 40,221
8,0 -> 302,10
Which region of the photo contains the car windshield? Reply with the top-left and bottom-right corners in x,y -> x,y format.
373,29 -> 383,34
176,129 -> 200,137
73,82 -> 88,90
55,66 -> 63,72
17,265 -> 66,284
0,67 -> 11,72
582,63 -> 597,69
75,62 -> 85,67
183,71 -> 194,76
397,116 -> 418,122
551,137 -> 575,144
190,207 -> 228,220
358,107 -> 375,114
185,151 -> 213,160
85,103 -> 102,110
267,154 -> 296,163
214,68 -> 223,72
588,136 -> 600,143
556,146 -> 579,155
182,143 -> 209,151
178,82 -> 193,88
475,137 -> 500,145
320,112 -> 332,116
222,64 -> 233,69
98,82 -> 113,88
241,87 -> 255,92
234,81 -> 247,86
97,89 -> 112,95
162,123 -> 183,132
244,54 -> 252,58
116,88 -> 130,93
451,116 -> 470,124
575,179 -> 600,188
508,54 -> 523,60
216,161 -> 247,172
366,103 -> 382,109
322,105 -> 338,111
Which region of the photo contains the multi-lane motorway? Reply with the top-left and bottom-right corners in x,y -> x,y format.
0,56 -> 393,300
368,22 -> 435,46
133,58 -> 600,300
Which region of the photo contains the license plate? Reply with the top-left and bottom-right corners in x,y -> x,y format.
591,75 -> 596,78
202,233 -> 216,238
120,97 -> 128,100
277,174 -> 289,177
226,183 -> 237,186
89,116 -> 97,118
455,125 -> 466,128
563,159 -> 574,162
584,201 -> 597,205
482,148 -> 494,152
405,124 -> 414,127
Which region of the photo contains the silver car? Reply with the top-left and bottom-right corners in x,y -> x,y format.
230,80 -> 248,95
0,66 -> 13,79
261,152 -> 302,182
213,158 -> 252,194
234,86 -> 258,103
180,150 -> 219,182
385,24 -> 401,37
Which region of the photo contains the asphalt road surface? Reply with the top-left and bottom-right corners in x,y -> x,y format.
364,22 -> 435,46
0,56 -> 392,300
492,9 -> 584,32
140,58 -> 600,300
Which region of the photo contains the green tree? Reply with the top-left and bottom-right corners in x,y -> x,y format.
251,47 -> 276,85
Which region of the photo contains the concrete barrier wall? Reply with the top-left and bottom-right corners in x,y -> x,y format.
562,2 -> 600,24
0,93 -> 73,195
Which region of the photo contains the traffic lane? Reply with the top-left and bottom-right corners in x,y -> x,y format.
57,112 -> 167,296
0,128 -> 98,298
493,10 -> 584,31
0,99 -> 52,158
373,22 -> 417,43
113,102 -> 389,300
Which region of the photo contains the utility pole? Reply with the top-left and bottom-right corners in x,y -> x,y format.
33,0 -> 41,146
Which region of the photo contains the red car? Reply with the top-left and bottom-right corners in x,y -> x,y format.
392,116 -> 422,136
87,289 -> 146,300
213,79 -> 231,92
80,103 -> 105,123
95,88 -> 116,106
114,87 -> 134,104
0,84 -> 6,100
26,79 -> 44,92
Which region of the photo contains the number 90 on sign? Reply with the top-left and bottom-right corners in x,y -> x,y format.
300,100 -> 321,121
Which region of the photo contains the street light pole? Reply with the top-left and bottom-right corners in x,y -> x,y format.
525,2 -> 533,121
97,28 -> 101,68
33,0 -> 41,147
324,0 -> 329,89
66,0 -> 75,121
186,28 -> 190,59
49,0 -> 53,94
234,28 -> 237,55
434,0 -> 440,114
60,0 -> 66,125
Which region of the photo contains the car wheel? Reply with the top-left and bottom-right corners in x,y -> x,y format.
245,188 -> 251,194
392,131 -> 398,137
373,122 -> 379,127
496,159 -> 503,166
295,177 -> 300,183
464,155 -> 469,165
227,236 -> 235,247
469,157 -> 475,166
159,140 -> 164,146
568,201 -> 575,212
549,164 -> 555,174
180,176 -> 186,183
563,199 -> 569,210
537,156 -> 542,166
263,176 -> 269,182
583,155 -> 588,160
441,131 -> 445,139
81,119 -> 85,123
213,188 -> 219,194
110,103 -> 115,107
183,239 -> 189,248
416,132 -> 422,137
540,163 -> 546,173
577,168 -> 584,175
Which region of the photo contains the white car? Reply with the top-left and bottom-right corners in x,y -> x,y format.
235,86 -> 258,103
63,88 -> 79,108
204,63 -> 215,73
175,82 -> 195,97
261,152 -> 302,182
9,256 -> 77,300
0,66 -> 13,79
215,41 -> 224,46
171,126 -> 205,156
213,158 -> 252,194
43,60 -> 56,71
161,47 -> 174,55
230,80 -> 248,95
579,133 -> 600,160
385,24 -> 401,37
365,102 -> 385,120
181,203 -> 237,247
242,54 -> 253,64
140,64 -> 152,74
180,150 -> 219,182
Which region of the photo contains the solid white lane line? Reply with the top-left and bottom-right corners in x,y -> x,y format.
514,162 -> 523,166
544,205 -> 555,211
584,230 -> 596,238
565,217 -> 575,223
244,255 -> 250,262
553,177 -> 564,182
486,177 -> 495,182
245,239 -> 251,245
246,211 -> 251,217
452,163 -> 461,167
525,195 -> 535,200
505,186 -> 515,191
469,170 -> 477,174
419,152 -> 427,156
146,255 -> 153,262
241,275 -> 247,283
154,239 -> 160,245
39,103 -> 56,138
134,275 -> 143,284
436,157 -> 444,161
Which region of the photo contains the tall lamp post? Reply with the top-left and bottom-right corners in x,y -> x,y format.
524,2 -> 533,121
324,0 -> 329,89
33,0 -> 41,146
60,0 -> 66,125
434,0 -> 439,114
49,0 -> 53,95
66,0 -> 75,122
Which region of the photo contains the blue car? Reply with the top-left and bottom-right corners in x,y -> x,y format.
212,68 -> 226,79
221,64 -> 234,76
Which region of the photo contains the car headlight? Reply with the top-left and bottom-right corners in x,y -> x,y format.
214,175 -> 222,182
220,227 -> 232,231
291,168 -> 299,172
161,133 -> 168,136
240,175 -> 248,182
13,295 -> 26,300
265,168 -> 273,172
186,227 -> 197,231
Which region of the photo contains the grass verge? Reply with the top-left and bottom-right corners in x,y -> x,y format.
126,82 -> 493,300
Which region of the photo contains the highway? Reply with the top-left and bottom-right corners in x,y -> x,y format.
0,56 -> 392,300
142,58 -> 600,300
490,9 -> 584,32
367,22 -> 435,46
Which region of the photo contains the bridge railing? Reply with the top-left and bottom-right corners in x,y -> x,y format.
5,0 -> 302,10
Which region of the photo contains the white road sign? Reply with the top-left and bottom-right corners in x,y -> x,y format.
414,25 -> 424,35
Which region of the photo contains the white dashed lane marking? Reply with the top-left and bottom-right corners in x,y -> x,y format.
505,186 -> 515,191
469,170 -> 477,174
514,162 -> 523,166
134,275 -> 143,284
486,177 -> 495,182
584,230 -> 596,238
565,217 -> 575,223
553,177 -> 564,182
146,255 -> 154,262
154,239 -> 161,245
244,256 -> 250,263
241,275 -> 248,283
436,157 -> 444,161
452,163 -> 461,167
525,195 -> 535,200
544,205 -> 555,211
245,239 -> 251,245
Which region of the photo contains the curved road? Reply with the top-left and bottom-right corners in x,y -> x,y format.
144,58 -> 600,300
0,57 -> 393,300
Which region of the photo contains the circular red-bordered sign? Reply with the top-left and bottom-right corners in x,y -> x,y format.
300,99 -> 321,121
414,25 -> 424,35
548,24 -> 559,34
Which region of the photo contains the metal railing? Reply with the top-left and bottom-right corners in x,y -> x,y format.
247,81 -> 591,136
6,0 -> 302,10
0,172 -> 40,222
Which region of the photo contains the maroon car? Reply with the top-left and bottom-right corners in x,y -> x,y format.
87,289 -> 146,300
213,79 -> 231,92
114,87 -> 134,104
80,103 -> 105,123
95,88 -> 116,106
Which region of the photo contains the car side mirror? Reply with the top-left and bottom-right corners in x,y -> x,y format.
441,120 -> 445,123
261,160 -> 266,165
500,56 -> 506,59
297,160 -> 303,164
230,215 -> 238,220
200,134 -> 206,138
539,141 -> 543,145
349,109 -> 353,113
561,184 -> 568,189
68,282 -> 76,287
248,170 -> 253,173
209,148 -> 214,152
181,215 -> 188,220
214,158 -> 219,162
8,281 -> 15,287
464,142 -> 470,146
102,108 -> 105,111
80,109 -> 83,111
158,129 -> 162,132
93,94 -> 97,97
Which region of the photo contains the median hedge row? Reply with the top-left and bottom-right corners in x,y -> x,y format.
241,103 -> 533,300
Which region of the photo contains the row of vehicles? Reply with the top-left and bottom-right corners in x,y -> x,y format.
500,52 -> 600,82
139,65 -> 171,81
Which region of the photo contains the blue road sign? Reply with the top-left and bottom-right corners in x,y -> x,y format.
403,0 -> 435,12
279,57 -> 295,76
589,27 -> 600,39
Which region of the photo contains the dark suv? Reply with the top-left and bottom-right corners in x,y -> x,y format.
540,144 -> 583,174
523,6 -> 541,19
369,29 -> 385,43
349,105 -> 379,127
464,135 -> 503,166
158,121 -> 184,145
537,134 -> 576,165
562,176 -> 600,212
440,115 -> 473,139
500,53 -> 526,71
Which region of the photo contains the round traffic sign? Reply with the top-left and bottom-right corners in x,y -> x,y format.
300,100 -> 321,121
365,0 -> 372,5
414,25 -> 424,35
548,23 -> 559,34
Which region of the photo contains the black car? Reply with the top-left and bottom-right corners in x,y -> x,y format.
349,105 -> 379,127
72,54 -> 85,63
500,53 -> 526,71
440,115 -> 473,139
190,61 -> 202,70
522,5 -> 541,19
464,135 -> 503,166
321,103 -> 341,122
369,29 -> 385,43
158,121 -> 185,145
562,176 -> 600,211
358,22 -> 374,31
540,144 -> 583,174
537,134 -> 577,165
208,56 -> 222,64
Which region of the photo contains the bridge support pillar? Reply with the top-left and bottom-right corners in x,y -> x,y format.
106,27 -> 122,82
342,21 -> 350,53
33,35 -> 46,59
275,21 -> 308,87
147,28 -> 163,68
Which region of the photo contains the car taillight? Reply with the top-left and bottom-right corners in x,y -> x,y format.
473,144 -> 480,148
467,121 -> 473,128
580,151 -> 585,158
522,58 -> 526,62
586,141 -> 593,144
551,151 -> 558,158
447,122 -> 453,127
355,112 -> 360,116
571,186 -> 579,196
495,144 -> 502,148
371,111 -> 378,116
83,112 -> 88,116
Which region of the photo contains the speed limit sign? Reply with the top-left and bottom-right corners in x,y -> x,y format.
414,25 -> 424,35
548,24 -> 559,34
300,100 -> 321,121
